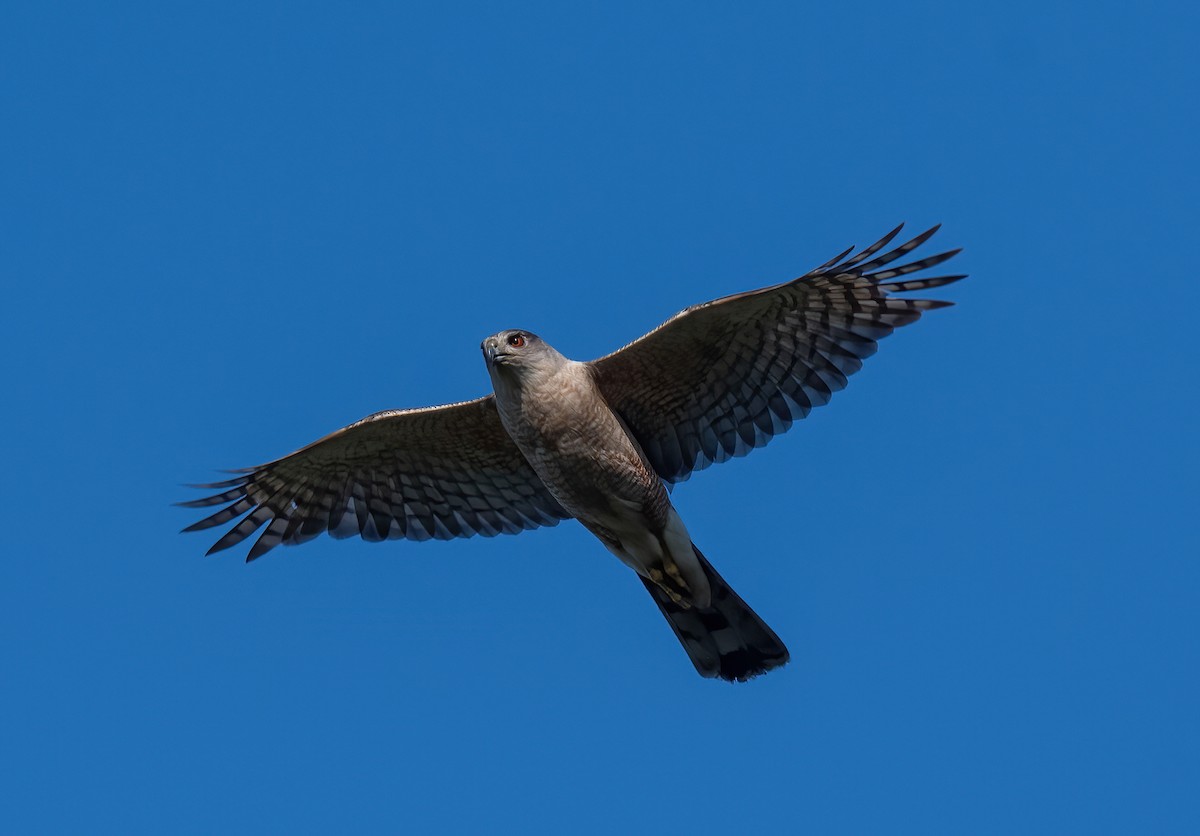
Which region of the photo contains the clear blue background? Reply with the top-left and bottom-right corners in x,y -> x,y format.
2,1 -> 1196,832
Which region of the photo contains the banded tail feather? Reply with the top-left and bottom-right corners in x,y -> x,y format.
642,546 -> 789,682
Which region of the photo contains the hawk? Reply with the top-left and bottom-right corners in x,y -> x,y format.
180,224 -> 964,681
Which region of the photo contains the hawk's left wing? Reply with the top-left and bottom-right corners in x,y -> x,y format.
588,224 -> 964,484
179,395 -> 570,560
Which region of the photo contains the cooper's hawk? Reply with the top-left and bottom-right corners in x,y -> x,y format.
181,224 -> 964,681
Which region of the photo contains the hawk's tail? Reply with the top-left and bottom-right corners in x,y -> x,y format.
642,545 -> 789,682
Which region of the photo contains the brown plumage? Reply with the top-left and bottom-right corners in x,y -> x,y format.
180,224 -> 965,681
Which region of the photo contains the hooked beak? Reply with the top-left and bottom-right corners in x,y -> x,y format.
482,338 -> 507,366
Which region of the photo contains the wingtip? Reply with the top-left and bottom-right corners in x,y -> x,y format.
812,244 -> 856,273
183,476 -> 249,490
908,224 -> 942,248
174,498 -> 210,509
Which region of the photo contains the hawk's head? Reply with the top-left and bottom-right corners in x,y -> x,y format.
481,330 -> 563,378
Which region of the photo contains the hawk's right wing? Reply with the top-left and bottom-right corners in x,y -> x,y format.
589,224 -> 964,484
179,396 -> 569,561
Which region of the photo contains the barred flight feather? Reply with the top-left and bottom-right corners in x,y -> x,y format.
179,396 -> 569,561
588,223 -> 965,483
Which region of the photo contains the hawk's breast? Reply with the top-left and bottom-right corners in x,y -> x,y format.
497,362 -> 661,525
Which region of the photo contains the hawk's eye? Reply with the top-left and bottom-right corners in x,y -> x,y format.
508,334 -> 526,348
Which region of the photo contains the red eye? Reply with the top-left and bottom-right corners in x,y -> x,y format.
508,334 -> 526,348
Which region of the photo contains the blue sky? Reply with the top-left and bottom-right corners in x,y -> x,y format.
2,1 -> 1197,832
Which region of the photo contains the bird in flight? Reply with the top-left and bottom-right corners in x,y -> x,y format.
180,223 -> 964,681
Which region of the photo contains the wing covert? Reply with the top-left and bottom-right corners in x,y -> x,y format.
179,395 -> 569,560
588,224 -> 965,483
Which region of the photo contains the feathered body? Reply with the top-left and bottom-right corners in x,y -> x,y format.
482,336 -> 785,679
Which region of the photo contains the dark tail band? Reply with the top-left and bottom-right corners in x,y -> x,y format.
642,546 -> 789,682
